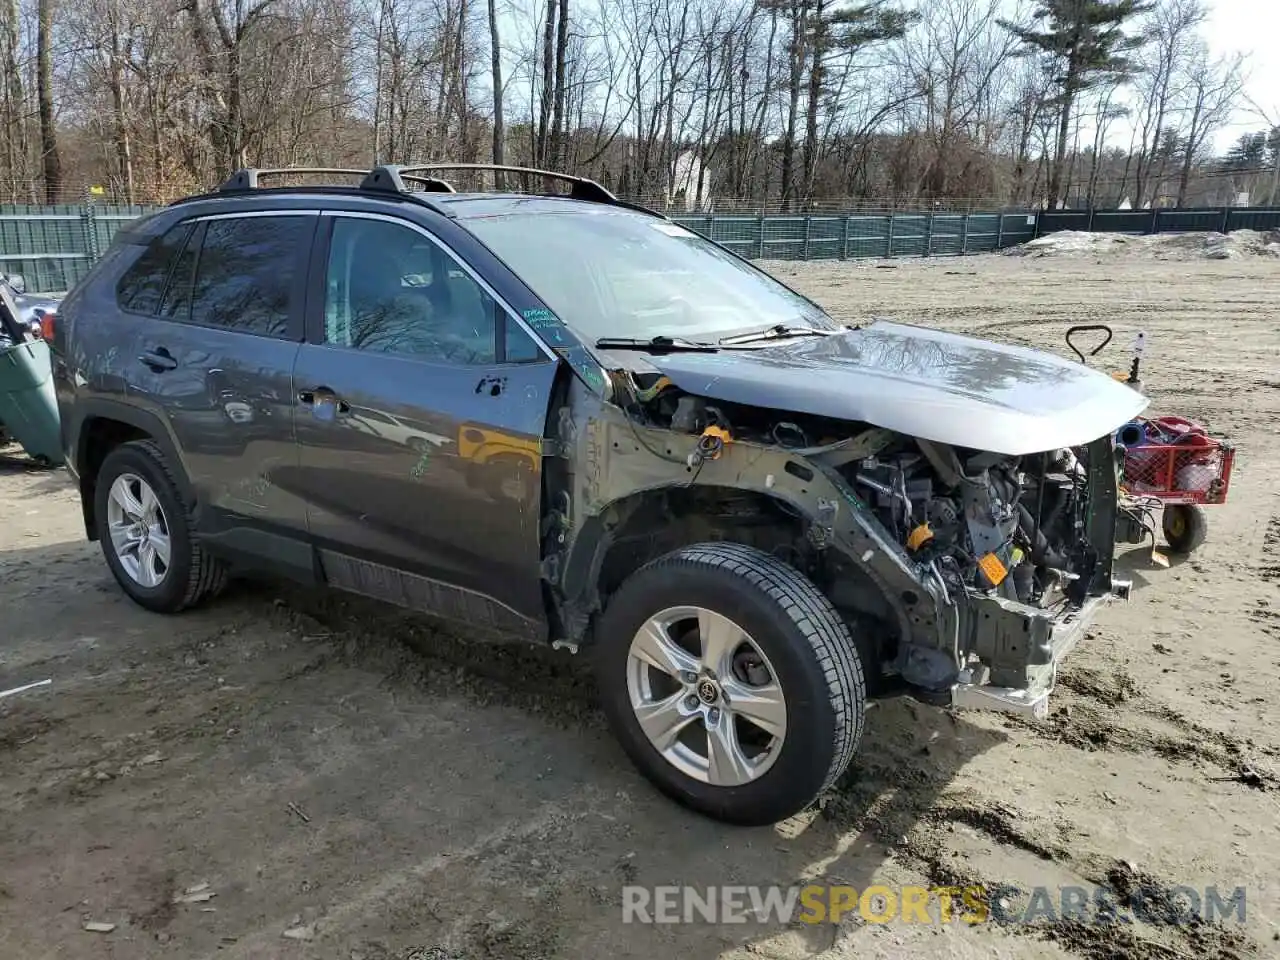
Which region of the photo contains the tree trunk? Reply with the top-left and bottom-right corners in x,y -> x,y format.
801,1 -> 825,204
487,0 -> 505,180
536,0 -> 556,165
1047,58 -> 1079,209
226,44 -> 245,172
107,4 -> 134,203
550,0 -> 568,167
1,0 -> 25,192
36,0 -> 60,203
780,1 -> 807,210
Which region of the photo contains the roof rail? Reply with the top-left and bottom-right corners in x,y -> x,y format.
378,164 -> 618,202
213,162 -> 662,216
217,168 -> 369,192
364,163 -> 665,216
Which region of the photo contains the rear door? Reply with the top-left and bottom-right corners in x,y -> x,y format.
122,211 -> 314,541
291,211 -> 560,626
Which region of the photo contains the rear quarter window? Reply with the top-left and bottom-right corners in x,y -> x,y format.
116,223 -> 194,315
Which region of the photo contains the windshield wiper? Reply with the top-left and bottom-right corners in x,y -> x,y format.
594,335 -> 719,353
718,323 -> 837,345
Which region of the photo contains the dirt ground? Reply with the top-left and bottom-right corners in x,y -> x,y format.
2,250 -> 1278,960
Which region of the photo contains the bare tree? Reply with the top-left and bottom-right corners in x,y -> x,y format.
1173,47 -> 1242,205
488,0 -> 505,171
37,0 -> 61,201
1132,0 -> 1204,207
1002,0 -> 1152,208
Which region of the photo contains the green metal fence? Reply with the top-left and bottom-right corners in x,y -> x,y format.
0,204 -> 1042,294
0,204 -> 155,293
669,211 -> 1038,260
1035,205 -> 1280,237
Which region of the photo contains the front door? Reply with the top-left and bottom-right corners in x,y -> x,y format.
291,212 -> 559,626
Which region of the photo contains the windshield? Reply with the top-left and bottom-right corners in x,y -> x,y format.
463,209 -> 837,342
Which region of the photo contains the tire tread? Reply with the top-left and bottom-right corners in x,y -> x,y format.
632,542 -> 866,798
101,439 -> 227,612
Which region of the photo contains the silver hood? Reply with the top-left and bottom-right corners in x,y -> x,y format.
625,320 -> 1149,456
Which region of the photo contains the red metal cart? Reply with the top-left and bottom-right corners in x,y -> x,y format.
1118,415 -> 1235,554
1064,325 -> 1234,556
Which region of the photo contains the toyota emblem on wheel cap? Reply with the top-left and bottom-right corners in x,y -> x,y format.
696,678 -> 719,704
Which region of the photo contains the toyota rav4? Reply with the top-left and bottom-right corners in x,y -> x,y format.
51,164 -> 1144,825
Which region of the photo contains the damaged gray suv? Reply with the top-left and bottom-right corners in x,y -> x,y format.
52,165 -> 1145,825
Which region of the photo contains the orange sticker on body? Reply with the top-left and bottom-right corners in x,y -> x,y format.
978,552 -> 1009,586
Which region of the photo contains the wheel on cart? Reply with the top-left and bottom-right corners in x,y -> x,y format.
1162,504 -> 1207,555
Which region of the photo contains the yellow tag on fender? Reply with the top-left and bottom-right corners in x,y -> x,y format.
978,552 -> 1009,586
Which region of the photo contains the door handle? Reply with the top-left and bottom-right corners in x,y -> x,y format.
139,348 -> 177,371
298,387 -> 349,415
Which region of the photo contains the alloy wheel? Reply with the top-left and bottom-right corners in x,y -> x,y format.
105,473 -> 172,588
625,605 -> 788,786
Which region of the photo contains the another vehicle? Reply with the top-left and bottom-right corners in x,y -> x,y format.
1,274 -> 60,339
52,164 -> 1145,825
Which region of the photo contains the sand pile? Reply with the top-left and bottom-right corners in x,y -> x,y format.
1006,229 -> 1280,260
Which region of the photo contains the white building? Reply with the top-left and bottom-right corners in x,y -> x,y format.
668,151 -> 712,211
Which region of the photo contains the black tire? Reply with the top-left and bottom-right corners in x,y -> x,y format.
94,439 -> 228,613
1162,504 -> 1207,555
594,542 -> 866,825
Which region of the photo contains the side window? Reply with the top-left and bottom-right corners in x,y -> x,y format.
116,222 -> 193,315
159,222 -> 201,321
503,315 -> 544,363
186,216 -> 310,338
325,217 -> 497,365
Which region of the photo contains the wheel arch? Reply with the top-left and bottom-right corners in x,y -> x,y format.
71,400 -> 191,540
555,484 -> 905,672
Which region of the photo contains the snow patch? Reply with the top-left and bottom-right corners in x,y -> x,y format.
1005,229 -> 1280,261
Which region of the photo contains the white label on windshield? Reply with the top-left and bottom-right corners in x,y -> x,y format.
652,222 -> 696,238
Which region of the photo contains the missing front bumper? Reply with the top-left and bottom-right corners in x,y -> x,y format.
948,579 -> 1132,719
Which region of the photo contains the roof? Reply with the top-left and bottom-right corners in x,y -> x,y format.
427,193 -> 649,220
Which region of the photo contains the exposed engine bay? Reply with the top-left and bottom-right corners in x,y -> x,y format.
619,371 -> 1103,612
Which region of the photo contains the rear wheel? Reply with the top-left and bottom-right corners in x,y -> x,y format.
94,440 -> 227,613
1162,504 -> 1207,555
594,542 -> 866,825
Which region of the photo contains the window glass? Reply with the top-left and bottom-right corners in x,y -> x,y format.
187,216 -> 310,337
159,223 -> 200,321
463,211 -> 835,343
504,314 -> 543,362
117,222 -> 193,315
325,217 -> 496,365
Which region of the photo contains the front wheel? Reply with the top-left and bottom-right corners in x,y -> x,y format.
594,542 -> 866,825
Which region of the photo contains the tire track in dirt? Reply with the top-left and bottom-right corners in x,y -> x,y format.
824,773 -> 1258,960
1001,665 -> 1279,791
1258,516 -> 1280,584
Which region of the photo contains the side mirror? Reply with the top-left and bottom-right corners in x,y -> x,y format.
5,274 -> 25,294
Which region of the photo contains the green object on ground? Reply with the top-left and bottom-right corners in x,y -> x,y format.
0,337 -> 63,464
